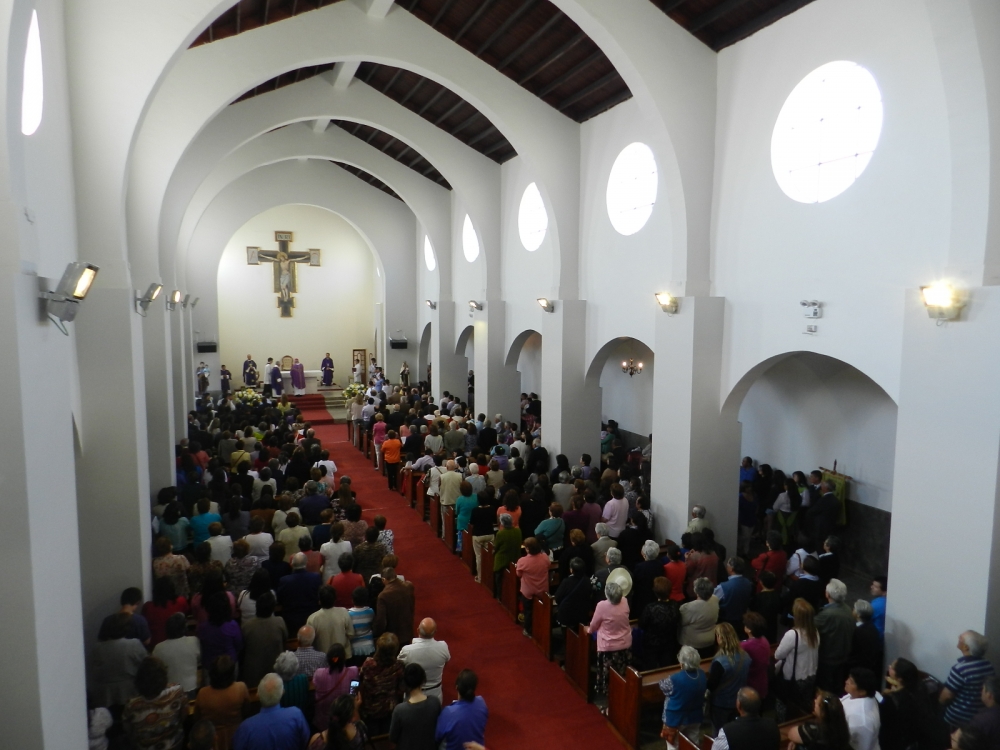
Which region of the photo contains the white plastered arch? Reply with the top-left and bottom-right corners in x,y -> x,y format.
185,158 -> 416,361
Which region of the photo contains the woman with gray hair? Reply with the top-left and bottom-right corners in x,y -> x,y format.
592,522 -> 618,573
585,580 -> 632,696
492,511 -> 523,598
274,651 -> 308,710
679,577 -> 720,656
659,645 -> 708,746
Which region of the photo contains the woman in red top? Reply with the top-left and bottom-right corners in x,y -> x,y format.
751,531 -> 788,592
142,577 -> 189,647
662,544 -> 687,603
381,430 -> 403,491
329,551 -> 366,602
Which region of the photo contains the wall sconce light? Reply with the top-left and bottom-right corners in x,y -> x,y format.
622,358 -> 643,377
921,282 -> 964,321
425,300 -> 437,310
166,289 -> 182,311
135,282 -> 163,316
800,300 -> 822,318
39,261 -> 99,332
468,300 -> 483,311
191,297 -> 200,308
655,292 -> 678,314
181,294 -> 191,308
537,298 -> 555,312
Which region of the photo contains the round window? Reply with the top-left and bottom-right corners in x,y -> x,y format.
462,215 -> 480,262
423,236 -> 436,272
518,182 -> 548,252
771,61 -> 883,204
606,142 -> 658,235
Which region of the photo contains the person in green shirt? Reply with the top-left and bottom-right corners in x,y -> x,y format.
535,503 -> 566,555
493,513 -> 523,597
455,482 -> 478,552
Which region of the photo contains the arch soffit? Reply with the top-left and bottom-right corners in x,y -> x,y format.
721,350 -> 899,420
505,329 -> 541,368
177,122 -> 449,276
455,324 -> 475,357
585,335 -> 655,384
165,77 -> 485,281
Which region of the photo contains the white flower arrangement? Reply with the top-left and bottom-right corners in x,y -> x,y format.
234,387 -> 262,405
343,383 -> 365,400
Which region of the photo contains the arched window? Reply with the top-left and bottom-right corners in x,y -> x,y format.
462,215 -> 480,262
518,182 -> 547,252
21,10 -> 43,136
423,236 -> 436,271
606,142 -> 658,235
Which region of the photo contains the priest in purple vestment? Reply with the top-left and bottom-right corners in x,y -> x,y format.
321,354 -> 334,387
270,360 -> 283,396
291,358 -> 306,396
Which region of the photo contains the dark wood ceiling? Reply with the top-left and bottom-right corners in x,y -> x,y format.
648,0 -> 819,50
330,161 -> 403,200
329,119 -> 452,189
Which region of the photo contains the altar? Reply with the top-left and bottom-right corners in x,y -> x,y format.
275,369 -> 330,395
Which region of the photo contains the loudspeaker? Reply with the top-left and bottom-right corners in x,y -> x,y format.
196,341 -> 218,353
389,340 -> 408,350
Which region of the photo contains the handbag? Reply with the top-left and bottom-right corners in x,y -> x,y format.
773,630 -> 814,703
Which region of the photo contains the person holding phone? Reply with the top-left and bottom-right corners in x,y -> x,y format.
312,644 -> 359,732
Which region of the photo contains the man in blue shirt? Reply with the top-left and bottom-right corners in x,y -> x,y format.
714,558 -> 753,629
436,669 -> 488,750
232,673 -> 310,750
869,576 -> 886,639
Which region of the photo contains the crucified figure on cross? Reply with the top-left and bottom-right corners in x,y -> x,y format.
247,231 -> 321,317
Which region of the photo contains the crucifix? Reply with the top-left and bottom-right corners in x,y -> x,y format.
246,231 -> 321,317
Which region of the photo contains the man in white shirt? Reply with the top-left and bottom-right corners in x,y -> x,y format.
314,450 -> 337,479
206,522 -> 233,563
841,667 -> 881,750
320,525 -> 353,580
263,358 -> 275,397
398,618 -> 451,701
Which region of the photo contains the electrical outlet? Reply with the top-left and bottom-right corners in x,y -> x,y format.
804,324 -> 818,334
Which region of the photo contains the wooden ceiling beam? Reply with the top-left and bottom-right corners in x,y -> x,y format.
536,49 -> 602,98
465,124 -> 497,147
416,87 -> 447,115
380,68 -> 404,94
576,87 -> 632,122
518,32 -> 584,86
432,98 -> 466,125
476,0 -> 537,57
481,138 -> 510,157
454,0 -> 499,44
556,70 -> 618,111
449,110 -> 481,137
711,0 -> 815,49
660,0 -> 690,12
398,77 -> 426,106
431,0 -> 460,27
496,9 -> 563,72
688,0 -> 755,33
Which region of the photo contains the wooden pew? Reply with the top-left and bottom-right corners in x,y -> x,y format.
400,468 -> 412,503
346,419 -> 353,444
480,542 -> 496,594
530,592 -> 554,660
371,441 -> 379,469
460,529 -> 476,573
443,505 -> 456,552
414,475 -> 426,514
500,562 -> 518,620
429,495 -> 441,536
564,624 -> 592,701
362,430 -> 370,457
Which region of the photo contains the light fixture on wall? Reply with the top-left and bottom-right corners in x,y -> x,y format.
39,261 -> 99,332
468,300 -> 483,311
622,358 -> 643,377
166,289 -> 182,311
191,297 -> 200,308
134,283 -> 163,316
800,300 -> 822,318
537,298 -> 555,313
181,294 -> 191,308
425,300 -> 437,310
655,292 -> 678,314
921,282 -> 964,321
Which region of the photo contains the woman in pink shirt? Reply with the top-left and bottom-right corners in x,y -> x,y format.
586,580 -> 632,695
740,611 -> 771,700
372,414 -> 387,470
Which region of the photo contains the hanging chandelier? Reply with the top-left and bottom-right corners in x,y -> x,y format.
621,358 -> 643,377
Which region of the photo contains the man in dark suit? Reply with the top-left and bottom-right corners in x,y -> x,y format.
714,687 -> 779,750
276,552 -> 321,636
374,566 -> 416,645
807,480 -> 841,548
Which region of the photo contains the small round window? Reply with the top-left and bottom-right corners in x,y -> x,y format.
21,10 -> 43,136
423,236 -> 436,271
771,61 -> 883,204
518,182 -> 547,252
606,142 -> 658,235
462,215 -> 480,262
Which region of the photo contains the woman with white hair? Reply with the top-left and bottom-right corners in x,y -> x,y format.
659,645 -> 708,746
680,577 -> 720,656
585,581 -> 632,696
274,651 -> 309,710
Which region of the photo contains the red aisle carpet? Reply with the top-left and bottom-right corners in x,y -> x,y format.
294,398 -> 624,749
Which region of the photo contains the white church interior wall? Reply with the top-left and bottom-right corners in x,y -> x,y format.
713,0 -> 955,405
598,338 -> 654,445
516,332 -> 542,397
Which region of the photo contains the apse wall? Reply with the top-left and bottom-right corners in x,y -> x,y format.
713,0 -> 958,403
216,204 -> 375,381
599,339 -> 654,442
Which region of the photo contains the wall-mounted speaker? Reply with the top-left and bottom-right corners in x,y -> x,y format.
196,341 -> 218,353
389,340 -> 408,350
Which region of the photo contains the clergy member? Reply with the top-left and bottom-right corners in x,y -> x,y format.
243,355 -> 257,387
197,362 -> 209,395
219,365 -> 231,395
262,357 -> 275,397
353,357 -> 362,384
321,353 -> 334,387
291,358 -> 306,396
270,358 -> 283,396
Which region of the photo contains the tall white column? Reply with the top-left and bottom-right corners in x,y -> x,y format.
170,298 -> 190,435
541,299 -> 596,463
143,298 -> 176,490
431,301 -> 466,402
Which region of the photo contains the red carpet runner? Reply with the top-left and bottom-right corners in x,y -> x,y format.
292,396 -> 624,749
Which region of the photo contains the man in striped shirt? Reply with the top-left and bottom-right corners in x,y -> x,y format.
941,630 -> 995,728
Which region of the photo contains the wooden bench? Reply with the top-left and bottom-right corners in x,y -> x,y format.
346,419 -> 354,444
480,542 -> 496,595
530,592 -> 554,660
362,430 -> 370,457
442,505 -> 456,552
428,495 -> 441,536
460,529 -> 476,573
500,562 -> 518,620
414,475 -> 426,515
564,624 -> 592,701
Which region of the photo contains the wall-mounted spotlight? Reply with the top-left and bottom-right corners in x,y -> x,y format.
135,282 -> 163,316
425,300 -> 437,310
468,300 -> 484,311
537,298 -> 555,313
191,297 -> 200,308
799,300 -> 822,319
655,292 -> 678,314
166,289 -> 182,311
182,294 -> 191,308
39,261 -> 99,332
921,282 -> 964,321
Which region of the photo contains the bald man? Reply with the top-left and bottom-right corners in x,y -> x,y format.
398,618 -> 452,701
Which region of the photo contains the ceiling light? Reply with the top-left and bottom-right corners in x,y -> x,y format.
166,289 -> 182,311
537,298 -> 554,312
39,261 -> 99,330
655,292 -> 678,314
921,282 -> 964,321
135,282 -> 162,316
468,300 -> 483,311
425,300 -> 437,310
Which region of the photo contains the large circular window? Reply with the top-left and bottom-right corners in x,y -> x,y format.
21,10 -> 43,136
771,61 -> 883,204
518,182 -> 548,252
606,142 -> 658,235
423,236 -> 436,271
462,215 -> 480,262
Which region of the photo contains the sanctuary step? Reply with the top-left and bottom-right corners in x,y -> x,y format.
289,392 -> 343,424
